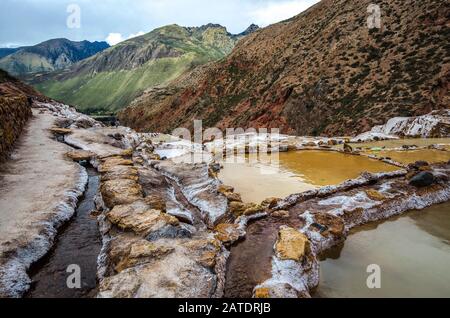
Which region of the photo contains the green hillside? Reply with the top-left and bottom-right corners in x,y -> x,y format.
32,24 -> 252,114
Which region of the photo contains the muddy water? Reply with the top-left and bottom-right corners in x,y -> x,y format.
315,202 -> 450,298
351,138 -> 450,150
219,151 -> 398,203
224,212 -> 306,298
370,149 -> 450,165
27,168 -> 101,298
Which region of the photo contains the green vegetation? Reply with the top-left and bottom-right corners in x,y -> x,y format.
35,24 -> 241,114
36,53 -> 199,114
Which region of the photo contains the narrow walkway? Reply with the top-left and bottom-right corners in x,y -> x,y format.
0,109 -> 83,297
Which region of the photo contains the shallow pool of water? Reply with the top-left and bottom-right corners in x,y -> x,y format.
369,149 -> 450,165
219,151 -> 398,203
351,138 -> 450,150
315,202 -> 450,298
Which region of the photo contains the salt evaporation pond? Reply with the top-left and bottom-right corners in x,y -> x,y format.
315,202 -> 450,298
218,151 -> 398,203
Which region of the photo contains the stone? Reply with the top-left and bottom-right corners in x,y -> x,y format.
107,201 -> 180,237
304,142 -> 317,147
229,201 -> 247,217
344,143 -> 353,153
101,179 -> 143,208
113,239 -> 175,273
229,202 -> 263,217
271,210 -> 289,218
120,148 -> 134,157
365,189 -> 386,201
311,213 -> 345,238
66,150 -> 95,161
254,288 -> 270,298
327,139 -> 338,146
49,127 -> 72,135
215,223 -> 242,245
99,157 -> 134,173
101,165 -> 139,182
144,195 -> 166,212
218,185 -> 234,195
409,171 -> 435,188
225,192 -> 243,203
146,224 -> 192,241
261,197 -> 281,209
275,226 -> 310,262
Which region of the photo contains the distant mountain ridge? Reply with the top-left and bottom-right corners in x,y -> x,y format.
32,23 -> 258,114
0,48 -> 20,59
0,39 -> 109,76
118,0 -> 449,136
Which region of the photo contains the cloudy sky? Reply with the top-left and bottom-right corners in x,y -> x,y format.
0,0 -> 319,47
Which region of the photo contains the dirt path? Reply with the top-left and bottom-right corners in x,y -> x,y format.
0,109 -> 86,297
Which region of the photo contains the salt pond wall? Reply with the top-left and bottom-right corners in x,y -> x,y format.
0,95 -> 32,161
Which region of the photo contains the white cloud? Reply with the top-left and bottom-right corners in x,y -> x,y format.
249,0 -> 319,27
105,31 -> 145,46
105,33 -> 124,46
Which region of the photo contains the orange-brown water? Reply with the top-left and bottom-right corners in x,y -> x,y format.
351,138 -> 450,150
219,151 -> 398,203
369,149 -> 450,165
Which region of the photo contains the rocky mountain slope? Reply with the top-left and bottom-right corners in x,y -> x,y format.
0,39 -> 109,76
119,0 -> 449,136
32,24 -> 257,115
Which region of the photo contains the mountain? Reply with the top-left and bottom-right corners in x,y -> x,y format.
0,39 -> 109,76
31,24 -> 257,115
118,0 -> 449,136
0,48 -> 20,59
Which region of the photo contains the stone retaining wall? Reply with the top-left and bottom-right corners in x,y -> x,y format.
0,95 -> 32,161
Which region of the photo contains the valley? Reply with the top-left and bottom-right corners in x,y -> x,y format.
0,0 -> 449,301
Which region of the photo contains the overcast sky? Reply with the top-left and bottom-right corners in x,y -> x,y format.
0,0 -> 319,47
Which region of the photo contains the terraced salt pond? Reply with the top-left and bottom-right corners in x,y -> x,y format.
315,202 -> 450,298
219,150 -> 398,203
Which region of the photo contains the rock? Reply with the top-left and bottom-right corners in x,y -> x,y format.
146,224 -> 192,241
229,202 -> 263,217
218,185 -> 234,195
101,165 -> 139,182
120,149 -> 134,157
271,210 -> 290,218
215,223 -> 242,245
365,189 -> 386,201
107,200 -> 180,237
327,139 -> 338,146
225,192 -> 243,203
112,239 -> 175,273
409,171 -> 435,188
275,226 -> 310,262
144,195 -> 166,212
66,150 -> 95,161
343,143 -> 353,153
210,162 -> 222,173
254,288 -> 270,298
408,161 -> 430,171
99,157 -> 134,173
101,179 -> 143,208
311,212 -> 345,238
261,197 -> 281,209
304,142 -> 317,147
49,127 -> 72,135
